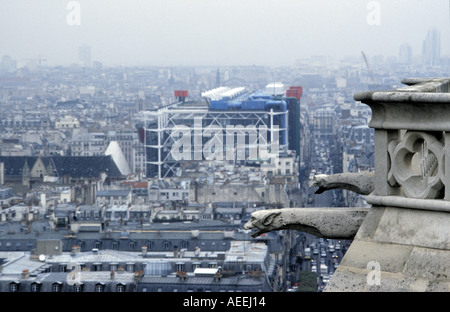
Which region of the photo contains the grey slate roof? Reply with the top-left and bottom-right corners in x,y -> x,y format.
0,155 -> 124,181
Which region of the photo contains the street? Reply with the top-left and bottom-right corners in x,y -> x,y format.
288,232 -> 351,292
288,132 -> 350,291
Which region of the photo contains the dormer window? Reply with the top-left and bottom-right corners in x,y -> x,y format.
95,283 -> 105,292
9,282 -> 19,292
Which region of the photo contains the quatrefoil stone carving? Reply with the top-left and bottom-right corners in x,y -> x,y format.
388,131 -> 444,199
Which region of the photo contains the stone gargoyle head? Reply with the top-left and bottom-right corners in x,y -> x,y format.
244,210 -> 284,238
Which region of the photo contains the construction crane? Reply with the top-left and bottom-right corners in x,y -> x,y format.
361,51 -> 376,89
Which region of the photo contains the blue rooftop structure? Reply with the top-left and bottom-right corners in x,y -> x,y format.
204,85 -> 291,146
207,87 -> 287,113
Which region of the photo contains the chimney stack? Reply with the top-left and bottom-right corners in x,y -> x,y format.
71,245 -> 80,255
21,270 -> 30,279
141,246 -> 148,257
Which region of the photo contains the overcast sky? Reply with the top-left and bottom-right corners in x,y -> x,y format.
1,0 -> 449,66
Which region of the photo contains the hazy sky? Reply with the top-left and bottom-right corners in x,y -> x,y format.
1,0 -> 449,66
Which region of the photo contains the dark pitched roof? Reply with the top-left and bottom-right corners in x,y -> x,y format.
0,156 -> 37,177
0,156 -> 123,179
51,156 -> 123,179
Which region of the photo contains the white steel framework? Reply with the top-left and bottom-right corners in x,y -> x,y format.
138,104 -> 288,179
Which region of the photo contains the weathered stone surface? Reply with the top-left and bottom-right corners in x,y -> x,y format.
309,172 -> 375,195
353,206 -> 385,239
372,207 -> 450,250
244,207 -> 369,239
326,205 -> 450,291
338,240 -> 413,273
425,280 -> 450,292
404,247 -> 450,280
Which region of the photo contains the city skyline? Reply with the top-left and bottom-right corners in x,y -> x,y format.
0,0 -> 449,67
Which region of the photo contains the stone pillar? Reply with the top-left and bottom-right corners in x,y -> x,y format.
326,78 -> 450,292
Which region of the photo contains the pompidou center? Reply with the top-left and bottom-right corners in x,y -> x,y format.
137,83 -> 302,179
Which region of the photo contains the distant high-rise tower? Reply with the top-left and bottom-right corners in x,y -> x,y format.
422,28 -> 441,66
79,44 -> 91,67
216,68 -> 221,87
398,43 -> 412,64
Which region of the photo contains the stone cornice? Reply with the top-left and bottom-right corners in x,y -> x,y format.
354,78 -> 450,131
367,194 -> 450,213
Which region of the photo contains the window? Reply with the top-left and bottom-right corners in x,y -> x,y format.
9,283 -> 19,292
31,283 -> 40,292
93,264 -> 102,271
116,284 -> 126,292
95,284 -> 104,292
163,241 -> 171,250
52,283 -> 62,292
112,242 -> 119,250
74,284 -> 83,292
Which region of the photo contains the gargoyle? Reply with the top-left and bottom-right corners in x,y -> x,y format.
244,207 -> 370,239
309,171 -> 375,195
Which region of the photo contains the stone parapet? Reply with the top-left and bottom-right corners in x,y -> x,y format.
327,206 -> 450,291
325,78 -> 450,292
